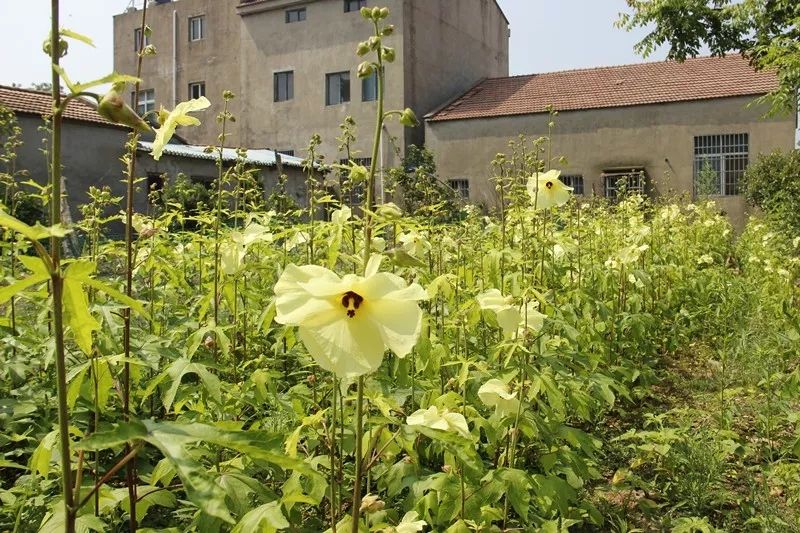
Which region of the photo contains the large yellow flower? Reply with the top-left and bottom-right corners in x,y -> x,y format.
478,379 -> 520,417
526,169 -> 573,210
406,405 -> 471,439
476,289 -> 545,338
274,256 -> 426,379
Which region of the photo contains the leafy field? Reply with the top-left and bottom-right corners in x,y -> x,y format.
1,5 -> 800,532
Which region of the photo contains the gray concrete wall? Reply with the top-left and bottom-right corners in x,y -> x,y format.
426,96 -> 797,228
402,0 -> 509,147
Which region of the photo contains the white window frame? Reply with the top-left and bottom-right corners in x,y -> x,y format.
189,15 -> 206,42
560,174 -> 584,195
603,170 -> 646,200
188,82 -> 205,100
133,89 -> 155,116
693,133 -> 748,196
134,27 -> 150,52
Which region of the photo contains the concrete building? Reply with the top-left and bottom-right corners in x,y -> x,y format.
113,0 -> 510,173
425,56 -> 797,227
0,85 -> 312,230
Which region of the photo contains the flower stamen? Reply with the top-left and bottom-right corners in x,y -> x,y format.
342,291 -> 364,318
545,181 -> 553,189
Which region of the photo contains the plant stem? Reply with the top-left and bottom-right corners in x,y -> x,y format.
48,4 -> 76,531
350,376 -> 365,533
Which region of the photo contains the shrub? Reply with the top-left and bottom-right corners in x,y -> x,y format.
742,149 -> 800,231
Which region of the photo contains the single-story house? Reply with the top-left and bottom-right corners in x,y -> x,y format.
0,85 -> 313,229
425,56 -> 798,227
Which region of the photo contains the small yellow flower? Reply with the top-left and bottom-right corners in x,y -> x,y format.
526,169 -> 573,210
151,96 -> 211,160
274,256 -> 426,379
394,511 -> 427,533
406,405 -> 471,439
478,379 -> 520,417
476,289 -> 545,338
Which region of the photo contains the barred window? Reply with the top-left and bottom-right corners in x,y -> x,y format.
285,8 -> 306,23
693,133 -> 748,196
448,179 -> 470,200
560,175 -> 584,195
603,170 -> 646,200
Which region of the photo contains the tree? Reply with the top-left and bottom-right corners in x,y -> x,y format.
742,149 -> 800,232
617,0 -> 800,114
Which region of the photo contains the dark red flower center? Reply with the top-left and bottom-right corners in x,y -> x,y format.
545,181 -> 554,189
341,291 -> 364,318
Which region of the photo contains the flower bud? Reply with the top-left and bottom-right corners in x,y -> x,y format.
359,494 -> 385,514
371,7 -> 382,19
382,24 -> 395,36
381,46 -> 396,63
399,108 -> 418,127
360,6 -> 372,19
379,7 -> 390,19
368,36 -> 381,50
357,61 -> 374,79
349,164 -> 369,184
377,202 -> 403,219
356,41 -> 371,56
203,336 -> 216,349
43,38 -> 69,58
142,44 -> 157,56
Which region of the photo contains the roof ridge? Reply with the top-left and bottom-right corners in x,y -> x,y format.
481,54 -> 748,83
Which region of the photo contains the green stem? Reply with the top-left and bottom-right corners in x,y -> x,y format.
49,3 -> 75,531
350,376 -> 365,533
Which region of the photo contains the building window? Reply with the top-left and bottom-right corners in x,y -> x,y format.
344,0 -> 366,12
693,133 -> 748,196
285,7 -> 306,23
603,169 -> 646,200
278,149 -> 295,157
188,82 -> 206,100
133,89 -> 155,116
189,16 -> 206,41
134,27 -> 150,52
560,175 -> 584,195
274,71 -> 294,102
448,179 -> 470,200
362,71 -> 378,102
326,71 -> 350,105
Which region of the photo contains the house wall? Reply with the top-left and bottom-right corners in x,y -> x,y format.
401,0 -> 509,148
425,96 -> 796,228
10,114 -> 135,217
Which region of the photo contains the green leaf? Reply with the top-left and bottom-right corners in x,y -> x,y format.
231,502 -> 289,533
0,273 -> 49,305
60,28 -> 95,47
79,419 -> 324,524
78,277 -> 150,319
30,430 -> 58,477
63,267 -> 100,355
117,485 -> 177,521
162,357 -> 222,412
0,209 -> 68,242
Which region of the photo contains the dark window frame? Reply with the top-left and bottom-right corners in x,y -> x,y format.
326,71 -> 351,106
188,81 -> 206,100
285,7 -> 307,23
189,15 -> 206,41
344,0 -> 366,13
560,174 -> 585,195
274,70 -> 294,102
448,178 -> 470,200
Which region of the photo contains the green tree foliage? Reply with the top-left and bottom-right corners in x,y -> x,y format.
743,149 -> 800,230
390,144 -> 460,220
617,0 -> 800,114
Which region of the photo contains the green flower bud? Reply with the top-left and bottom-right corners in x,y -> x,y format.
43,38 -> 68,58
360,6 -> 372,19
399,108 -> 418,127
348,164 -> 369,184
223,90 -> 236,101
377,202 -> 403,219
379,7 -> 390,19
97,82 -> 152,132
368,36 -> 381,50
371,7 -> 382,19
357,61 -> 375,79
356,41 -> 371,56
381,46 -> 396,63
382,24 -> 395,36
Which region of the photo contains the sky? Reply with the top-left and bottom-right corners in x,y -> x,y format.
0,0 -> 668,89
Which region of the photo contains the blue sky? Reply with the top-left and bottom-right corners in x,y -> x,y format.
0,0 -> 665,88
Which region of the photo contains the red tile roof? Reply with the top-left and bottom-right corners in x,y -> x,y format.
427,55 -> 779,122
0,85 -> 122,128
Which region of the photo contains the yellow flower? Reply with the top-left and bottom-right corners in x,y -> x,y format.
221,223 -> 272,275
274,256 -> 426,379
478,379 -> 520,417
151,96 -> 211,160
526,169 -> 573,210
406,405 -> 471,439
394,511 -> 427,533
476,289 -> 545,338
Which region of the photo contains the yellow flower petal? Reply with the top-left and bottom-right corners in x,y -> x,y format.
298,314 -> 385,379
526,170 -> 573,210
151,96 -> 211,160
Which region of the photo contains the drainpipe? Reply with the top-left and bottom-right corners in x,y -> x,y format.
172,9 -> 177,106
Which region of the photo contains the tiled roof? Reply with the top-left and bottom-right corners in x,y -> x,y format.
0,85 -> 122,127
427,55 -> 779,122
137,141 -> 308,169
